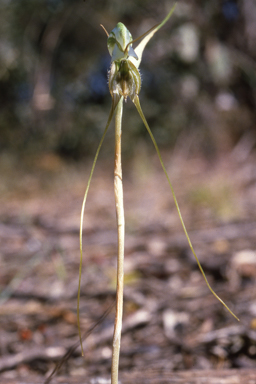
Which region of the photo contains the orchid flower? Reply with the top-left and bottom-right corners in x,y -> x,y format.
77,3 -> 238,383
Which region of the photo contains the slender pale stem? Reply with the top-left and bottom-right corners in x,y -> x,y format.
111,96 -> 124,384
78,100 -> 117,356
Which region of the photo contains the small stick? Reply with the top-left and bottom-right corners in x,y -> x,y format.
111,96 -> 124,384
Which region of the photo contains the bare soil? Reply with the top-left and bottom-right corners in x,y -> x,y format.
0,150 -> 256,383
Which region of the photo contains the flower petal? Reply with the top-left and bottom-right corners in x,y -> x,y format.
129,1 -> 177,68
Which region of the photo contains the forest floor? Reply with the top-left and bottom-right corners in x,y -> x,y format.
0,148 -> 256,383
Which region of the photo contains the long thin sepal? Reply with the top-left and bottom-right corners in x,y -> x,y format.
129,1 -> 178,68
78,100 -> 119,356
133,95 -> 239,322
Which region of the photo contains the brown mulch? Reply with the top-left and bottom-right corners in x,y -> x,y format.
2,369 -> 256,383
0,151 -> 256,383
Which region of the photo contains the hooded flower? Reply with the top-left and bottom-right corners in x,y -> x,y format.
107,2 -> 177,104
107,22 -> 140,102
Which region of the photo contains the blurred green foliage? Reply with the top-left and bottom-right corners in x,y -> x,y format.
0,0 -> 255,161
